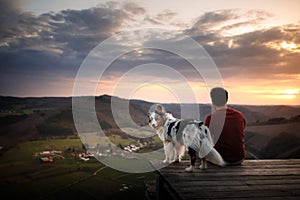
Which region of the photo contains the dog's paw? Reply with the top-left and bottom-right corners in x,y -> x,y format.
185,165 -> 194,172
199,164 -> 207,169
163,159 -> 174,164
173,159 -> 181,163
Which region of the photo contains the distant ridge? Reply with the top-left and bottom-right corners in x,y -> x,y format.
1,94 -> 300,159
1,94 -> 300,123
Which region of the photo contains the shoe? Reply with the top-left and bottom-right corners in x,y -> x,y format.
185,165 -> 194,172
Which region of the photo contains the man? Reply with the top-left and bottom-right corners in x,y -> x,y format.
205,87 -> 246,165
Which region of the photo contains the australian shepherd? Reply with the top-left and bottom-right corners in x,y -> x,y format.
148,106 -> 226,172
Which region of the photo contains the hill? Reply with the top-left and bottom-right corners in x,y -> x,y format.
0,95 -> 300,158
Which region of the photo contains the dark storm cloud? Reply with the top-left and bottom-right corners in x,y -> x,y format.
47,7 -> 129,55
0,1 -> 146,95
0,0 -> 41,46
0,0 -> 20,12
1,1 -> 142,56
102,48 -> 198,81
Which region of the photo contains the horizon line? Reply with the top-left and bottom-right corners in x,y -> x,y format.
1,94 -> 299,107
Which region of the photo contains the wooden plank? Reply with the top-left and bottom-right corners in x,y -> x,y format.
160,169 -> 300,176
162,159 -> 300,165
165,163 -> 300,170
174,184 -> 300,192
207,197 -> 300,200
154,159 -> 300,200
156,173 -> 182,200
159,162 -> 300,173
179,190 -> 300,200
171,178 -> 300,187
166,180 -> 300,199
160,160 -> 300,171
161,159 -> 300,168
163,175 -> 300,182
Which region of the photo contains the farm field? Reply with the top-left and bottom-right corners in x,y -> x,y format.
0,138 -> 156,200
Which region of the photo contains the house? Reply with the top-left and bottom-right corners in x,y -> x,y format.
39,151 -> 51,156
79,156 -> 89,161
39,157 -> 53,163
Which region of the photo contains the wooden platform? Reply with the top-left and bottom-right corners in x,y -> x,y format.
152,159 -> 300,200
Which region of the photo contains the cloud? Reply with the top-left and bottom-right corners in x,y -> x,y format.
0,1 -> 146,95
0,0 -> 22,15
219,24 -> 300,77
143,9 -> 179,27
184,9 -> 300,79
122,1 -> 146,15
0,1 -> 149,56
0,1 -> 299,98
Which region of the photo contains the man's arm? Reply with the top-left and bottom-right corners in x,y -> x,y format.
205,115 -> 211,127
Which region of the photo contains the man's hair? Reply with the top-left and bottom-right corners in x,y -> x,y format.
210,87 -> 228,106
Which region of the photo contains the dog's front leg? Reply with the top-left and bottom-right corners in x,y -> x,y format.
163,142 -> 169,163
163,140 -> 174,163
173,148 -> 179,163
174,145 -> 184,163
199,157 -> 207,169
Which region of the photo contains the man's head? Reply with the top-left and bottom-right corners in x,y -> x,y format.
210,87 -> 228,107
155,105 -> 165,114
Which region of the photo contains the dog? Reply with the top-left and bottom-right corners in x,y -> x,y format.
148,106 -> 226,172
148,110 -> 185,163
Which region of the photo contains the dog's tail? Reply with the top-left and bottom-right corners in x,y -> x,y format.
206,148 -> 227,167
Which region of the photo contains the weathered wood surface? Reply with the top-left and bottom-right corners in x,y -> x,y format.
154,159 -> 300,200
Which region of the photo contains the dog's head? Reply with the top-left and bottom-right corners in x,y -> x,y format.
148,111 -> 165,130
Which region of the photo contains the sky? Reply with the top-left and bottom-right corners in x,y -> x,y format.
0,0 -> 300,105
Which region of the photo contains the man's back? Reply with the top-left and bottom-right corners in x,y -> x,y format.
205,108 -> 246,163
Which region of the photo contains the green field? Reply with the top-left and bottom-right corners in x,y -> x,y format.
0,138 -> 156,200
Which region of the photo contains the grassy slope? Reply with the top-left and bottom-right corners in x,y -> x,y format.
246,122 -> 300,159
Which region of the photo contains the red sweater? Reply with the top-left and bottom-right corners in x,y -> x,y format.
205,108 -> 246,162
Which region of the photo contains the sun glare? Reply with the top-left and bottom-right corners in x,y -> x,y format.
284,89 -> 299,95
246,87 -> 299,103
281,41 -> 297,50
278,89 -> 299,99
266,41 -> 299,52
